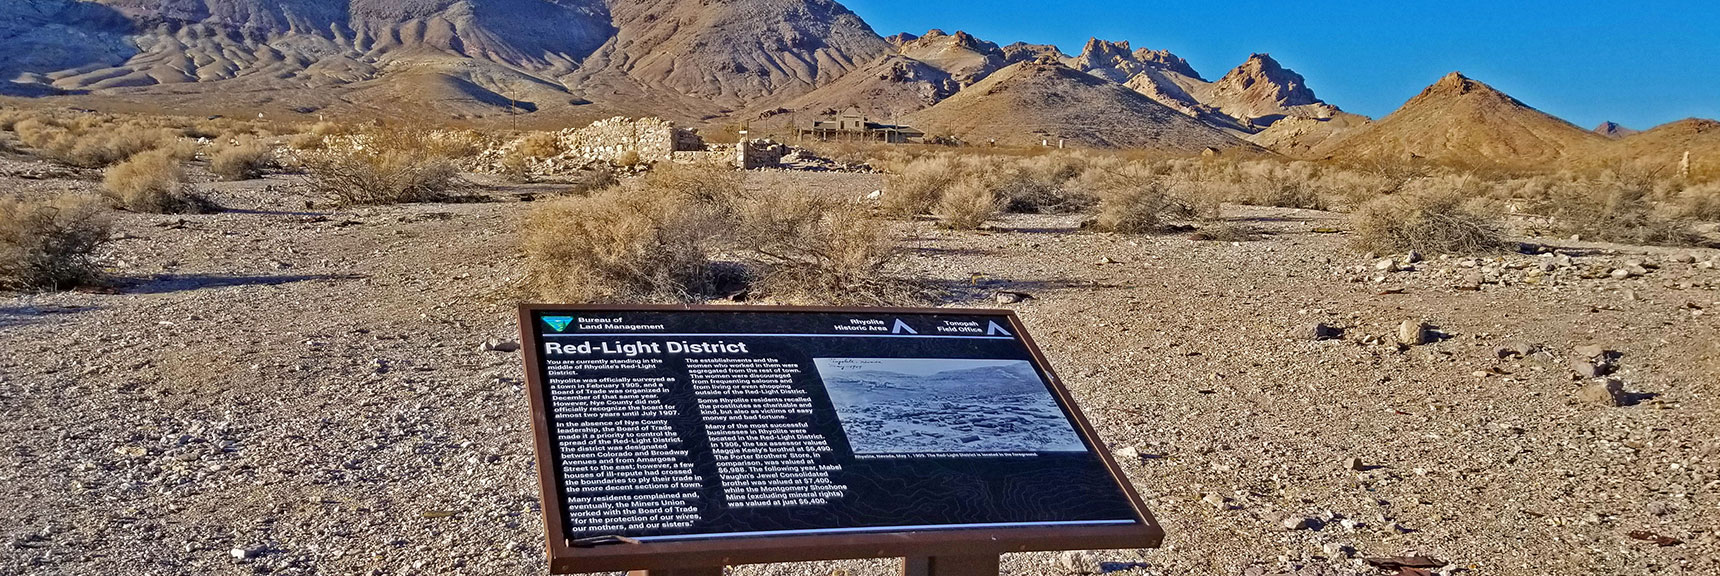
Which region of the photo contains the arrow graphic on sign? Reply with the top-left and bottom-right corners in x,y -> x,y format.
986,321 -> 1013,336
891,319 -> 918,334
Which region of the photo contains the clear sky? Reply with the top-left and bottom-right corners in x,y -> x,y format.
840,0 -> 1720,130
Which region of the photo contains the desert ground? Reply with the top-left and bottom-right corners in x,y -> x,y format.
2,157 -> 1715,576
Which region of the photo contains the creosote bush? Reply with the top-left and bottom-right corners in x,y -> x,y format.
14,117 -> 180,168
732,190 -> 904,304
0,195 -> 112,291
1351,192 -> 1507,255
102,149 -> 212,213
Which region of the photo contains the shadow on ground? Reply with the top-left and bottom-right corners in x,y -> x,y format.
123,273 -> 365,295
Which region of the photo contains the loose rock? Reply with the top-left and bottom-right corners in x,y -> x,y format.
1578,379 -> 1627,407
1397,320 -> 1431,346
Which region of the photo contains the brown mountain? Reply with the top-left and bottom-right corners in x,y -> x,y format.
904,60 -> 1250,151
1612,118 -> 1720,177
1,0 -> 888,122
1314,72 -> 1607,167
1595,121 -> 1640,139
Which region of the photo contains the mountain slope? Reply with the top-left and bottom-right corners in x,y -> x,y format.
1315,72 -> 1608,167
2,0 -> 889,121
905,60 -> 1250,151
1612,118 -> 1720,178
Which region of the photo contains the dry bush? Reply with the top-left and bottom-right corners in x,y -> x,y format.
636,162 -> 745,207
733,191 -> 905,304
14,118 -> 180,168
524,161 -> 912,304
515,132 -> 563,158
102,149 -> 212,213
1351,192 -> 1507,255
1528,175 -> 1703,246
524,186 -> 724,303
884,155 -> 960,216
934,175 -> 1006,230
615,149 -> 644,168
1675,181 -> 1720,221
0,195 -> 112,291
301,128 -> 462,205
989,153 -> 1096,213
1078,163 -> 1203,233
209,138 -> 275,181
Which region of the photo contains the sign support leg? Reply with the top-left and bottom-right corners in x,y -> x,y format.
901,555 -> 1000,576
627,568 -> 723,576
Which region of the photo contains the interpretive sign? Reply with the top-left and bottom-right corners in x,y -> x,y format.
518,305 -> 1161,574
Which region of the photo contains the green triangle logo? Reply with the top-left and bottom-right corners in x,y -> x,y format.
542,316 -> 574,332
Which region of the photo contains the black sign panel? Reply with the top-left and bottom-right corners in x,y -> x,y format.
519,305 -> 1158,570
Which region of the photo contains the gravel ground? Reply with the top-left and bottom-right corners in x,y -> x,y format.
2,168 -> 1716,576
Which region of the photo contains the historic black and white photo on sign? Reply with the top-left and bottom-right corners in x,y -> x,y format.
814,358 -> 1087,454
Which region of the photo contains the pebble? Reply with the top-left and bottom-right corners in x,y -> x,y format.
1114,446 -> 1141,462
230,547 -> 255,561
1322,542 -> 1354,558
1611,268 -> 1633,279
1283,516 -> 1311,530
1574,344 -> 1610,359
1202,493 -> 1228,510
1344,457 -> 1366,471
994,291 -> 1032,305
1673,253 -> 1696,264
1374,259 -> 1399,272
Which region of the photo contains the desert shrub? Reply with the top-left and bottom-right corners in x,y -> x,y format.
301,128 -> 463,205
524,161 -> 912,304
1509,174 -> 1701,246
515,132 -> 563,158
636,162 -> 745,207
102,149 -> 212,213
1351,192 -> 1507,255
934,176 -> 1006,230
1078,163 -> 1203,233
209,138 -> 275,181
15,118 -> 180,168
1675,181 -> 1720,221
987,154 -> 1096,213
883,155 -> 959,216
0,195 -> 112,291
732,191 -> 904,304
524,186 -> 725,303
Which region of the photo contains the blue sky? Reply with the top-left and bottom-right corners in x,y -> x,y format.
841,0 -> 1720,130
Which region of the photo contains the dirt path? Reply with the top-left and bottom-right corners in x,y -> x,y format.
2,171 -> 1715,576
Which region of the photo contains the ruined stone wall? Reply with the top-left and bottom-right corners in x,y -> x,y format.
558,116 -> 704,163
736,139 -> 786,169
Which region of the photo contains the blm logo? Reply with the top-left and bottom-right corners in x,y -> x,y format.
542,316 -> 574,332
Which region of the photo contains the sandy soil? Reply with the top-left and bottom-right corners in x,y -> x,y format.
2,168 -> 1716,576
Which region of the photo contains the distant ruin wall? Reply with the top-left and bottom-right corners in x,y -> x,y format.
559,116 -> 704,163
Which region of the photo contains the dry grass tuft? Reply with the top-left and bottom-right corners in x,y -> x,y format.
1351,192 -> 1507,255
0,195 -> 112,291
102,149 -> 212,213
